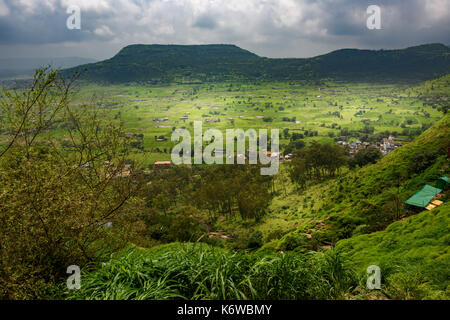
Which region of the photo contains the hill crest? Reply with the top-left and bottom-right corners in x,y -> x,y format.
63,43 -> 450,83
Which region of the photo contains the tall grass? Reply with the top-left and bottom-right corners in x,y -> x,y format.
67,243 -> 359,300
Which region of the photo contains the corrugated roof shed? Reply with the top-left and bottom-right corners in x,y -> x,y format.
405,184 -> 442,208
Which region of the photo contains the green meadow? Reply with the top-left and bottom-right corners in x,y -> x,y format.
72,80 -> 442,165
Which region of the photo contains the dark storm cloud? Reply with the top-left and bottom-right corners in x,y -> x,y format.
0,0 -> 448,59
0,0 -> 129,51
193,14 -> 217,30
314,0 -> 450,46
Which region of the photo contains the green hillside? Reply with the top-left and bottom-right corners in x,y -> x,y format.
65,44 -> 260,83
258,114 -> 449,253
336,202 -> 449,297
63,43 -> 450,83
319,114 -> 449,240
66,111 -> 450,300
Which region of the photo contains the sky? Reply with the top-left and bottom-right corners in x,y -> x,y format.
0,0 -> 449,60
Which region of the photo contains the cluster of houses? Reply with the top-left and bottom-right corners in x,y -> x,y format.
152,151 -> 292,169
338,135 -> 404,156
267,151 -> 294,161
376,136 -> 407,155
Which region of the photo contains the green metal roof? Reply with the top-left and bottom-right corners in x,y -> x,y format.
438,176 -> 449,183
405,184 -> 442,208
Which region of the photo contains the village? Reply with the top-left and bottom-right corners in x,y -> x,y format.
150,134 -> 407,169
338,135 -> 406,156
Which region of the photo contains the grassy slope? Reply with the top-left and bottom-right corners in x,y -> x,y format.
68,115 -> 450,300
248,113 -> 447,252
66,76 -> 449,300
70,200 -> 450,299
336,202 -> 449,289
67,242 -> 364,300
316,114 -> 450,240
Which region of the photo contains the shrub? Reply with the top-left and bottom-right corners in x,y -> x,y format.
407,149 -> 438,174
265,228 -> 287,242
246,230 -> 264,249
168,206 -> 206,242
385,272 -> 432,300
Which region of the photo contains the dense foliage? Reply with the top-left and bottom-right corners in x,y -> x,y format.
349,146 -> 382,168
0,70 -> 144,299
288,141 -> 348,188
67,243 -> 361,300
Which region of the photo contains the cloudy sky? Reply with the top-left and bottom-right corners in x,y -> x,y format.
0,0 -> 449,60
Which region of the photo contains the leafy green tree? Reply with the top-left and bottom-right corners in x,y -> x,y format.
289,141 -> 347,187
168,206 -> 206,242
407,149 -> 438,174
0,69 -> 142,299
353,146 -> 382,167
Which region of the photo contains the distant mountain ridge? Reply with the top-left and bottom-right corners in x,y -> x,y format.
0,57 -> 97,80
63,43 -> 450,83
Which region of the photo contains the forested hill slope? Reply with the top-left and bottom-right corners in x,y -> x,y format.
316,113 -> 450,242
63,43 -> 450,83
299,43 -> 450,82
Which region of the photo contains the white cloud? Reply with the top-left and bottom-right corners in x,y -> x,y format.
59,0 -> 111,13
94,25 -> 114,37
0,0 -> 448,59
424,0 -> 450,21
0,0 -> 10,16
16,0 -> 57,14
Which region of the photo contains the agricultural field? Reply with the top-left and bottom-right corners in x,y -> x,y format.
72,80 -> 442,166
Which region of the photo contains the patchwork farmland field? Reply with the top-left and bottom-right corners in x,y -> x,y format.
72,80 -> 443,166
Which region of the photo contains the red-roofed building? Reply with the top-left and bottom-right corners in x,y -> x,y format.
154,161 -> 171,168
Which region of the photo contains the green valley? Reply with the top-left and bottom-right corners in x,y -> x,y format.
1,44 -> 449,301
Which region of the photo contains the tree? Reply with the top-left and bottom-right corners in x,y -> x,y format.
407,149 -> 438,174
353,146 -> 382,167
288,142 -> 347,187
289,158 -> 308,189
236,186 -> 270,220
168,206 -> 206,242
0,69 -> 142,299
284,140 -> 305,154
